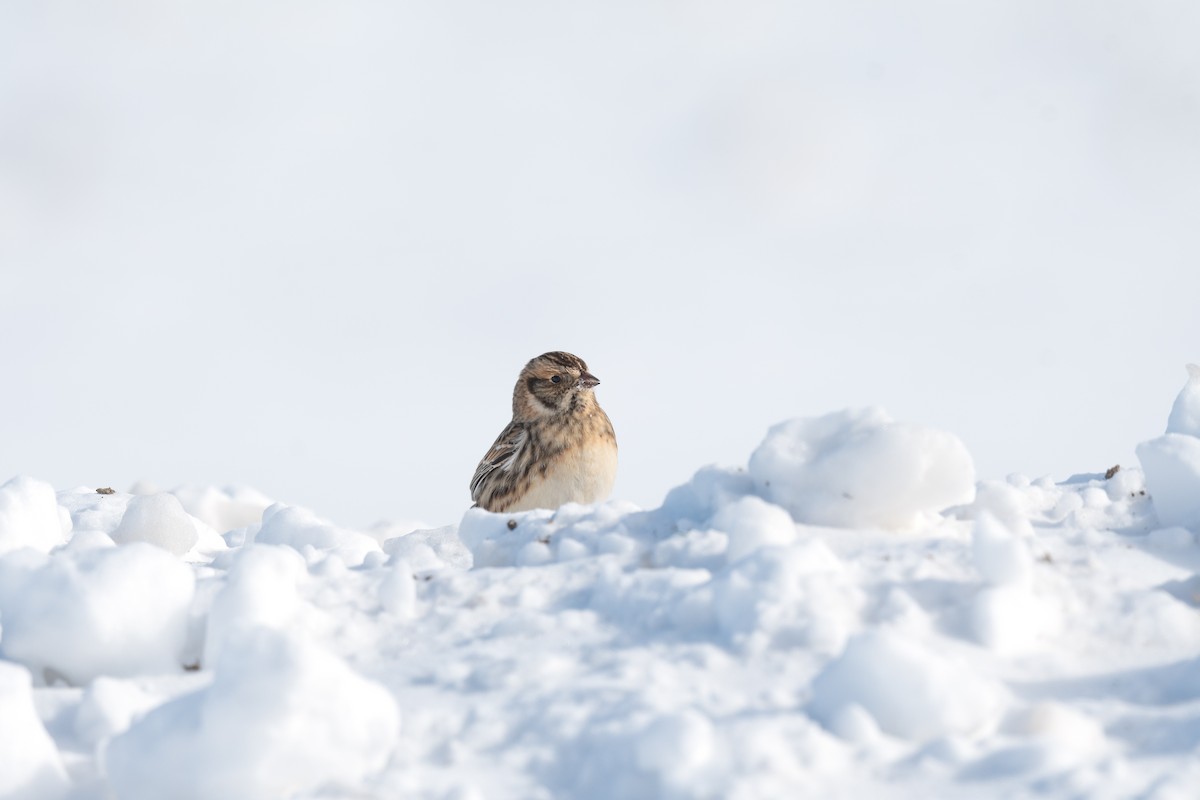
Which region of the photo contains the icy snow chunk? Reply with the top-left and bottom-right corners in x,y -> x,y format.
111,493 -> 199,556
252,503 -> 382,566
104,628 -> 399,800
713,495 -> 797,563
0,661 -> 69,800
748,408 -> 975,529
809,630 -> 1007,741
1166,363 -> 1200,437
0,476 -> 71,556
0,543 -> 195,684
203,544 -> 308,667
1136,433 -> 1200,529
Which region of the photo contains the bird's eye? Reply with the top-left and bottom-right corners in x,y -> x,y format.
550,375 -> 562,384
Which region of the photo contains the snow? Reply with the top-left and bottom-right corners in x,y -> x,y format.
1166,364 -> 1200,437
1138,435 -> 1200,530
73,677 -> 162,747
0,477 -> 71,557
807,629 -> 1008,741
170,485 -> 275,535
1137,366 -> 1200,529
2,378 -> 1200,797
0,542 -> 195,685
971,512 -> 1033,587
713,496 -> 797,563
110,493 -> 199,556
251,503 -> 383,567
0,662 -> 69,800
748,407 -> 976,529
202,544 -> 310,667
104,628 -> 399,800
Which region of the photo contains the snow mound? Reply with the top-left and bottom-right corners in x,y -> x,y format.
0,543 -> 195,684
657,464 -> 756,530
1138,364 -> 1200,530
635,709 -> 719,790
170,484 -> 274,534
0,476 -> 72,556
1166,363 -> 1200,437
972,512 -> 1033,587
1137,434 -> 1200,529
712,539 -> 862,654
808,629 -> 1008,741
251,503 -> 382,566
203,544 -> 309,667
103,628 -> 399,800
748,407 -> 976,529
60,487 -> 226,560
57,486 -> 128,537
5,385 -> 1200,798
713,496 -> 797,563
111,493 -> 199,556
382,524 -> 472,571
459,501 -> 644,568
1001,702 -> 1107,772
74,676 -> 165,746
0,661 -> 69,800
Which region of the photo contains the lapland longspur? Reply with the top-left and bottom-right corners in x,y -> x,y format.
471,351 -> 617,513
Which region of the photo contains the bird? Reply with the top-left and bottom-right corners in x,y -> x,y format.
471,351 -> 617,513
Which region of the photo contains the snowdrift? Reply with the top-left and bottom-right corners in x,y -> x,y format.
2,379 -> 1200,799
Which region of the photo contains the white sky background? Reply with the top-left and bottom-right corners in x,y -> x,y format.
2,1 -> 1198,528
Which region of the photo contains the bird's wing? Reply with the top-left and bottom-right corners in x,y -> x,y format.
470,421 -> 527,505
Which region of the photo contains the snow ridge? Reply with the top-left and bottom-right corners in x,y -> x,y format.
0,386 -> 1199,798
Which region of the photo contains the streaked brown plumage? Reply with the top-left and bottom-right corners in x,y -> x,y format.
471,352 -> 617,513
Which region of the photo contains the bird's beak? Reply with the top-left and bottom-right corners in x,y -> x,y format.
577,372 -> 600,389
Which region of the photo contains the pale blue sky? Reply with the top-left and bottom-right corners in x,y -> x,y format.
3,0 -> 1198,526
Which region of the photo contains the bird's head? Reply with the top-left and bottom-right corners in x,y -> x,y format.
513,351 -> 601,419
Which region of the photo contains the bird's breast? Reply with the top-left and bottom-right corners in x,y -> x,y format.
510,435 -> 617,512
